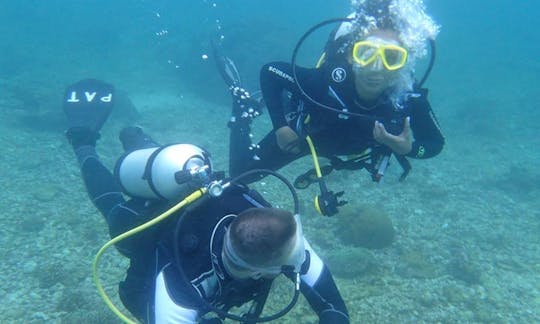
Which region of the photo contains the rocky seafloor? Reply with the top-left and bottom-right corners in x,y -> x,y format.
1,83 -> 539,323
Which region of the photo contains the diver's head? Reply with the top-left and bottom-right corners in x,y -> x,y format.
350,29 -> 408,101
222,208 -> 305,280
324,0 -> 439,102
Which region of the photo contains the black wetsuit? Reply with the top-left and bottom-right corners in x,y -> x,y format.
73,143 -> 349,323
229,62 -> 444,177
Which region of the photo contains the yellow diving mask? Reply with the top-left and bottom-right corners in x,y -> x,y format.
352,40 -> 408,71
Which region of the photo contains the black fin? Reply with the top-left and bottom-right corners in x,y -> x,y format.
63,79 -> 114,132
211,39 -> 241,87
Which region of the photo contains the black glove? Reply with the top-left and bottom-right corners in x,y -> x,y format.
315,190 -> 347,216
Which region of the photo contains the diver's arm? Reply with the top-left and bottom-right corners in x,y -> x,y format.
406,93 -> 445,159
260,62 -> 319,129
299,240 -> 350,324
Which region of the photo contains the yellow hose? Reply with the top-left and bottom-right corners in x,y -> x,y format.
305,136 -> 323,178
92,188 -> 207,324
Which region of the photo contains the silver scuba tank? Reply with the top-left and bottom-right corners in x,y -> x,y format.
114,144 -> 212,201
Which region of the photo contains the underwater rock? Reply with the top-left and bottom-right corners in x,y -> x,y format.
448,243 -> 482,284
56,291 -> 88,313
397,251 -> 439,279
442,284 -> 466,304
448,258 -> 481,285
32,184 -> 60,202
324,247 -> 378,279
336,204 -> 395,249
417,291 -> 439,308
32,262 -> 81,289
18,214 -> 46,232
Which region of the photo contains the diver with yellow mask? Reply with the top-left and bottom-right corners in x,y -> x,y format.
220,0 -> 445,216
63,79 -> 349,323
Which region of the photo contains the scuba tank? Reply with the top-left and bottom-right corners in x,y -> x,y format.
114,144 -> 213,201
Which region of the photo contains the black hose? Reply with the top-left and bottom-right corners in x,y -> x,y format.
417,39 -> 436,88
291,18 -> 437,117
229,169 -> 299,214
291,18 -> 375,120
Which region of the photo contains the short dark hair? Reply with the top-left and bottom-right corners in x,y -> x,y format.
229,208 -> 296,266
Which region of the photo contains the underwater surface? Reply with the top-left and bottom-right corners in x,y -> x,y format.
0,0 -> 538,323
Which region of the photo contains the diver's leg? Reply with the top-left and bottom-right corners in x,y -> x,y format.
227,86 -> 308,179
230,125 -> 306,180
68,128 -> 126,219
119,126 -> 159,152
64,79 -> 126,218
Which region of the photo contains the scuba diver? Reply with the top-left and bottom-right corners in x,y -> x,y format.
218,0 -> 445,216
63,78 -> 349,323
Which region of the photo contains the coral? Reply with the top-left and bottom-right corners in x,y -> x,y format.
336,203 -> 395,249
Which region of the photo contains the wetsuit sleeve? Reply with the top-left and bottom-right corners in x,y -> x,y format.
299,240 -> 350,324
406,91 -> 445,159
260,62 -> 320,129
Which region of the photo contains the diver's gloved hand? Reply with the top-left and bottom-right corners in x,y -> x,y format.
315,190 -> 347,216
230,86 -> 262,122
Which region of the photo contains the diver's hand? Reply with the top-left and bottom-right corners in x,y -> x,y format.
276,126 -> 301,154
373,117 -> 412,155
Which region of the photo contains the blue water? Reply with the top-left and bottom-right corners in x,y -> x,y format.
0,1 -> 538,323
